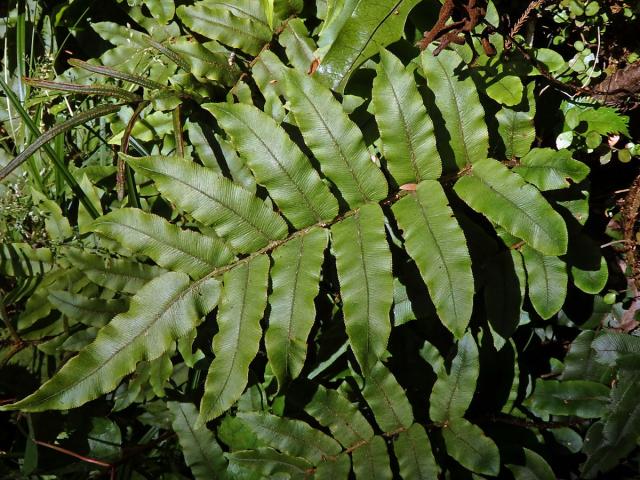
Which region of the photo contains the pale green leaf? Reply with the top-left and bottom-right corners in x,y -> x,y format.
65,248 -> 165,294
361,362 -> 413,432
507,448 -> 556,480
237,412 -> 342,464
177,1 -> 272,56
421,49 -> 488,169
280,18 -> 317,71
332,203 -> 392,373
2,272 -> 220,411
265,228 -> 328,388
204,102 -> 339,227
316,0 -> 421,91
497,82 -> 536,159
372,49 -> 440,184
514,148 -> 590,191
393,181 -> 473,338
430,332 -> 479,422
170,38 -> 241,86
305,385 -> 374,447
48,291 -> 128,328
0,243 -> 53,277
521,245 -> 567,319
486,75 -> 524,106
146,0 -> 175,23
315,454 -> 351,480
168,402 -> 227,479
199,255 -> 270,423
393,424 -> 438,479
93,209 -> 235,279
284,68 -> 388,207
454,158 -> 568,256
226,448 -> 312,478
442,417 -> 500,477
526,379 -> 610,418
126,155 -> 288,254
352,435 -> 392,480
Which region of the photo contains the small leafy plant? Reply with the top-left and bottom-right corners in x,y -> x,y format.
0,0 -> 639,478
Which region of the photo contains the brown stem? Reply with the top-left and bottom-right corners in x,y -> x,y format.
34,439 -> 113,468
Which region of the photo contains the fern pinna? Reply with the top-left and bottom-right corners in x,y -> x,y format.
0,1 -> 618,478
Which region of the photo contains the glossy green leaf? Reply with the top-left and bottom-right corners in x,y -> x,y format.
497,82 -> 536,159
93,209 -> 235,279
126,155 -> 288,254
507,448 -> 556,480
592,332 -> 640,367
177,1 -> 272,56
486,75 -> 524,106
199,255 -> 270,423
362,362 -> 413,432
394,424 -> 438,479
226,447 -> 312,478
48,291 -> 128,328
65,249 -> 165,294
454,158 -> 568,256
521,245 -> 567,319
170,39 -> 241,86
0,243 -> 53,277
372,49 -> 440,184
265,228 -> 328,388
562,331 -> 612,383
315,454 -> 352,480
316,0 -> 421,91
332,203 -> 392,373
421,49 -> 488,169
2,272 -> 220,411
352,435 -> 392,480
514,148 -> 590,191
305,385 -> 374,447
284,68 -> 388,207
430,333 -> 479,422
237,412 -> 342,464
526,379 -> 610,418
204,102 -> 339,227
393,181 -> 473,338
442,417 -> 500,477
146,0 -> 175,23
168,402 -> 227,479
280,18 -> 317,71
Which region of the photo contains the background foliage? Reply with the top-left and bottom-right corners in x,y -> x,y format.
1,0 -> 639,478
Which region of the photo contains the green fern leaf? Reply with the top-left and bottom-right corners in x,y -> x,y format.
361,362 -> 413,432
332,203 -> 392,373
284,69 -> 388,207
315,454 -> 351,479
265,228 -> 328,388
526,379 -> 609,418
280,18 -> 317,71
352,435 -> 392,480
1,272 -> 220,411
199,255 -> 270,423
454,158 -> 568,256
48,290 -> 128,328
393,181 -> 474,338
168,401 -> 227,479
0,243 -> 54,277
514,148 -> 590,191
305,385 -> 374,447
372,49 -> 440,185
507,448 -> 556,480
204,102 -> 339,227
521,245 -> 567,319
126,155 -> 288,254
497,82 -> 536,159
430,332 -> 479,422
394,424 -> 438,479
236,412 -> 342,464
484,250 -> 524,340
316,0 -> 421,91
226,447 -> 312,478
421,49 -> 488,169
177,1 -> 272,56
442,417 -> 500,476
92,209 -> 235,279
65,248 -> 165,293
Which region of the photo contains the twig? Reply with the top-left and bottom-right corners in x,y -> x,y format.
505,0 -> 549,50
34,439 -> 113,469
